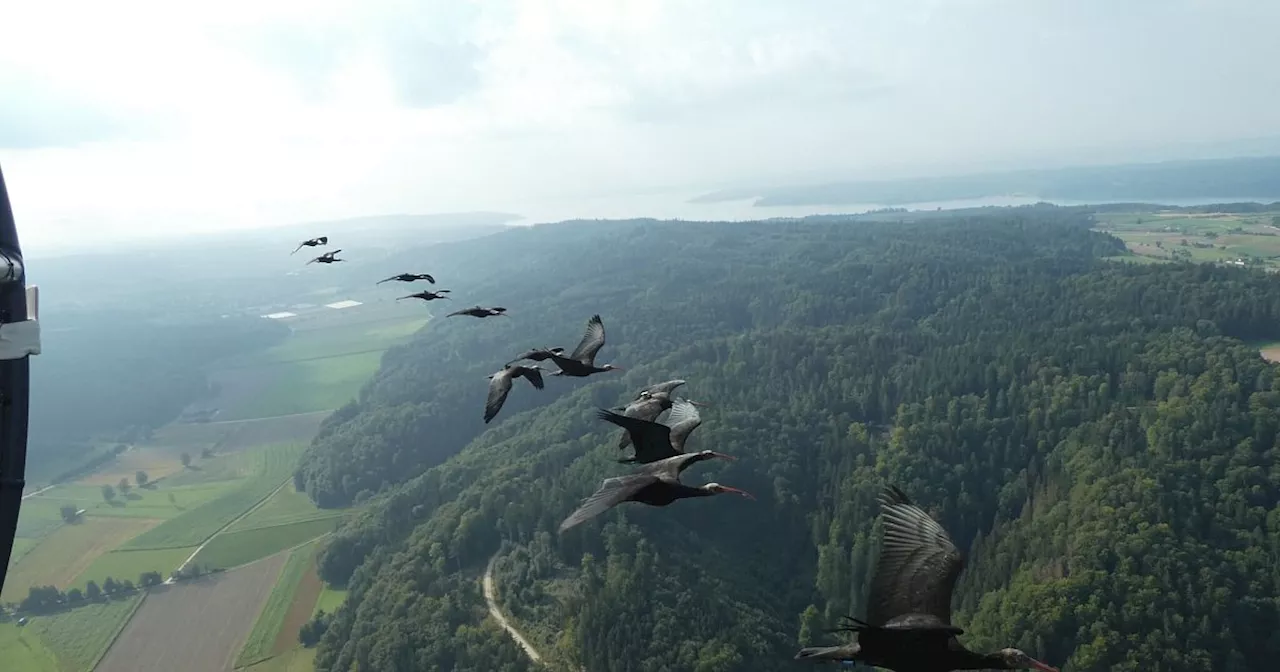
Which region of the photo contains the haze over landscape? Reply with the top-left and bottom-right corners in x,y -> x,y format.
5,3 -> 1280,672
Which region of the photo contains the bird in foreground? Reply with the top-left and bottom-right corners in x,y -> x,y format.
558,448 -> 753,533
398,290 -> 451,302
598,401 -> 706,464
377,272 -> 436,285
485,364 -> 546,424
291,236 -> 328,254
307,250 -> 344,264
506,346 -> 565,368
542,314 -> 623,377
447,306 -> 508,318
793,485 -> 1060,672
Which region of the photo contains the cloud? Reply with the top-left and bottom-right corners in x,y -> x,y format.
3,0 -> 1280,254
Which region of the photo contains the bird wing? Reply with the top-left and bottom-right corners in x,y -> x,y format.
559,474 -> 658,532
377,275 -> 399,284
484,370 -> 515,423
445,308 -> 468,317
316,236 -> 328,244
597,408 -> 678,463
568,314 -> 607,364
422,273 -> 435,284
518,366 -> 545,390
616,396 -> 666,449
643,380 -> 686,398
664,400 -> 704,453
291,242 -> 305,254
864,485 -> 965,627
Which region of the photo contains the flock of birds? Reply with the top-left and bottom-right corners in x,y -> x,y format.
290,234 -> 1062,672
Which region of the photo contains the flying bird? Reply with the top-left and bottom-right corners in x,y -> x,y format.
610,392 -> 709,451
793,485 -> 1060,672
636,379 -> 687,400
544,314 -> 622,377
307,250 -> 344,264
447,306 -> 508,318
291,236 -> 328,254
398,290 -> 451,302
377,272 -> 436,285
484,364 -> 546,424
598,401 -> 706,464
506,347 -> 565,368
558,446 -> 752,533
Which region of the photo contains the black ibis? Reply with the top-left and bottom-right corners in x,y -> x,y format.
558,448 -> 753,533
611,392 -> 709,451
398,290 -> 451,302
506,347 -> 566,368
636,379 -> 686,399
447,306 -> 507,318
291,236 -> 328,254
793,485 -> 1060,672
484,364 -> 546,424
598,401 -> 706,464
377,272 -> 435,285
307,250 -> 344,264
544,314 -> 622,377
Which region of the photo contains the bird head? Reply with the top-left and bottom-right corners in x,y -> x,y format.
996,649 -> 1059,672
702,482 -> 755,500
601,364 -> 624,372
792,645 -> 860,663
549,347 -> 565,354
698,450 -> 735,462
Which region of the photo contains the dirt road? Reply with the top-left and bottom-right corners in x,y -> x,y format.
484,553 -> 543,664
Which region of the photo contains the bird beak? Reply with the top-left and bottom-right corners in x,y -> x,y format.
709,451 -> 736,461
719,485 -> 755,500
689,400 -> 711,407
611,365 -> 625,371
1028,660 -> 1059,672
793,646 -> 853,662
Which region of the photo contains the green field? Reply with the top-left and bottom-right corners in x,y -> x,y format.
0,622 -> 59,672
236,542 -> 322,668
23,594 -> 144,672
228,483 -> 340,532
192,518 -> 340,570
217,315 -> 427,421
242,647 -> 318,672
1095,209 -> 1280,269
123,443 -> 304,551
72,546 -> 196,592
313,585 -> 347,616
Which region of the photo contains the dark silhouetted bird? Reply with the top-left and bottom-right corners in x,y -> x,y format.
307,250 -> 344,264
544,314 -> 622,377
291,236 -> 328,254
447,306 -> 508,318
558,446 -> 752,533
377,272 -> 435,285
484,364 -> 546,423
398,290 -> 451,302
506,347 -> 565,367
598,400 -> 707,464
793,485 -> 1060,672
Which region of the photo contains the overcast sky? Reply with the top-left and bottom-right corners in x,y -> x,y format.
3,0 -> 1280,253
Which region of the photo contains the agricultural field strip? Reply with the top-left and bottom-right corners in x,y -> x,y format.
170,480 -> 288,579
88,592 -> 148,671
236,538 -> 326,668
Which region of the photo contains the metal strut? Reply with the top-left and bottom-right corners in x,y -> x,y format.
0,162 -> 35,597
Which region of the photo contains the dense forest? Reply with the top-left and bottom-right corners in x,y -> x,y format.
295,208 -> 1280,672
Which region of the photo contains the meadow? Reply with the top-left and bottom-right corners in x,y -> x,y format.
1095,209 -> 1280,269
1,518 -> 161,601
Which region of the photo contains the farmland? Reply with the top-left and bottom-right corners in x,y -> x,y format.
1095,208 -> 1280,269
1,517 -> 162,602
192,518 -> 339,570
93,553 -> 290,672
25,595 -> 145,672
237,540 -> 325,667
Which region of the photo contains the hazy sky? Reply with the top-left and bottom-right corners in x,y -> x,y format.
3,0 -> 1280,252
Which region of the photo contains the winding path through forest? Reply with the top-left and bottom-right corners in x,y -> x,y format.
484,552 -> 544,664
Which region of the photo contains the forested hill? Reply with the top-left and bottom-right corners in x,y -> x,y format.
297,209 -> 1280,672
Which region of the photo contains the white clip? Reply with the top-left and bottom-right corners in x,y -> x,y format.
0,285 -> 40,359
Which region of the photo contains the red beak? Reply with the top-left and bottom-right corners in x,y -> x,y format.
719,485 -> 755,500
1029,662 -> 1059,672
709,451 -> 736,461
